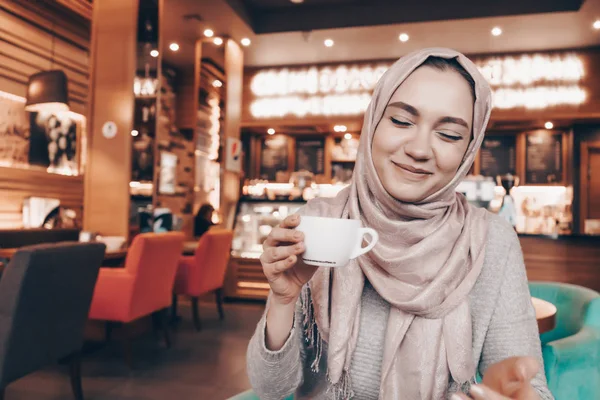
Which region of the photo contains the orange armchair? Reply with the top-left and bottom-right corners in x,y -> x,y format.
172,229 -> 233,330
89,232 -> 185,364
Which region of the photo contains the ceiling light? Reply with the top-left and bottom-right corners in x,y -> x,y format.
204,29 -> 214,37
267,128 -> 275,135
290,0 -> 304,3
150,49 -> 159,57
212,80 -> 223,88
594,20 -> 600,30
344,133 -> 352,140
214,37 -> 223,46
324,39 -> 334,47
131,130 -> 139,137
241,38 -> 251,46
544,121 -> 554,130
399,33 -> 409,42
491,27 -> 502,36
169,43 -> 179,51
334,125 -> 347,132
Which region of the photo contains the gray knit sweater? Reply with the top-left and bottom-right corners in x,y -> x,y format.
247,214 -> 554,400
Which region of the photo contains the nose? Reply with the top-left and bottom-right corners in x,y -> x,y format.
403,127 -> 433,161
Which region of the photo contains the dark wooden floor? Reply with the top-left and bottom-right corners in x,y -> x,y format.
4,301 -> 264,400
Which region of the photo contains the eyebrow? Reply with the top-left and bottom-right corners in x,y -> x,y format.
387,101 -> 470,129
387,101 -> 419,116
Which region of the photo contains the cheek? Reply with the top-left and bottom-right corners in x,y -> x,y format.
433,142 -> 469,175
372,125 -> 403,157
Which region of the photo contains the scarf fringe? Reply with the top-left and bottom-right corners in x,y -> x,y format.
301,287 -> 322,373
301,287 -> 355,399
327,369 -> 354,400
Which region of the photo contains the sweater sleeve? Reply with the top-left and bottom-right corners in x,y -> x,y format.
478,233 -> 554,400
246,292 -> 306,400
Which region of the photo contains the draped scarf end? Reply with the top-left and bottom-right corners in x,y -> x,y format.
327,369 -> 354,400
301,287 -> 354,398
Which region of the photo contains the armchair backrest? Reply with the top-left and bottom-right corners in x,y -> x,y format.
0,242 -> 105,386
124,232 -> 185,320
190,229 -> 233,295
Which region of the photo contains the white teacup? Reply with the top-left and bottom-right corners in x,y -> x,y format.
295,216 -> 379,268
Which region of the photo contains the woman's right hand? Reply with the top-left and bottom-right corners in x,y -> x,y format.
260,214 -> 317,306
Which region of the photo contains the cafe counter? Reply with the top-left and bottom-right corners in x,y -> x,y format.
224,229 -> 600,301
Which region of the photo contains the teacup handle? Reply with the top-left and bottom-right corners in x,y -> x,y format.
350,228 -> 379,259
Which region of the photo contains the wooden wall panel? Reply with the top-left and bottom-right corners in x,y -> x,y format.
0,0 -> 90,230
54,0 -> 93,20
0,1 -> 90,115
0,166 -> 84,229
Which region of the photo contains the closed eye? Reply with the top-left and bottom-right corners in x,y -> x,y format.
390,117 -> 412,127
437,132 -> 463,141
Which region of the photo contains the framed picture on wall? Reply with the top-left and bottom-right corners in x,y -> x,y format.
260,135 -> 289,181
0,95 -> 29,168
29,111 -> 80,175
295,138 -> 325,175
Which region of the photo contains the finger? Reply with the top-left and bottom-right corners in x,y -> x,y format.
267,255 -> 298,276
514,357 -> 540,382
501,357 -> 540,396
470,384 -> 510,400
280,214 -> 301,229
512,382 -> 540,400
483,356 -> 540,394
261,243 -> 304,264
450,393 -> 471,400
264,226 -> 304,247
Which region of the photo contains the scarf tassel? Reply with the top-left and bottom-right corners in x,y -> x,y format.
327,369 -> 354,400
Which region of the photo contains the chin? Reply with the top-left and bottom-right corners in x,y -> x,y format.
383,181 -> 429,203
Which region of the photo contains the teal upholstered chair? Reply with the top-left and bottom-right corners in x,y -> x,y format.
529,281 -> 600,400
227,389 -> 293,400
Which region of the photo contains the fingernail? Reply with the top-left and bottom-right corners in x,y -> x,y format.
470,385 -> 486,398
296,243 -> 304,251
450,394 -> 462,400
294,231 -> 303,240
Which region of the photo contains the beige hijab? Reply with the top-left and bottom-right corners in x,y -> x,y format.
299,48 -> 493,399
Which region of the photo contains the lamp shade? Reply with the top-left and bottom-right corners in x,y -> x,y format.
25,70 -> 69,112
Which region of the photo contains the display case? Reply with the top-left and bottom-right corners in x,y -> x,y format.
231,200 -> 305,259
224,181 -> 348,300
225,199 -> 304,300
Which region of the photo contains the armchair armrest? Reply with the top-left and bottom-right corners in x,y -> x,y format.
584,298 -> 600,328
545,326 -> 600,361
542,326 -> 600,397
88,268 -> 135,322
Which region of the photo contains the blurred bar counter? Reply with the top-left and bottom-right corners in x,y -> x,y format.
520,234 -> 600,292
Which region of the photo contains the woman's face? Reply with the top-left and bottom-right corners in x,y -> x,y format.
371,66 -> 474,203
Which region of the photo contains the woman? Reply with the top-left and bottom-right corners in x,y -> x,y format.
194,203 -> 215,238
247,48 -> 553,400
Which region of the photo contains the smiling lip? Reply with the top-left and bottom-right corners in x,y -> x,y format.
391,161 -> 433,175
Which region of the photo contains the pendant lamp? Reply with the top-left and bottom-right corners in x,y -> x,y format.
25,20 -> 69,113
25,70 -> 69,112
